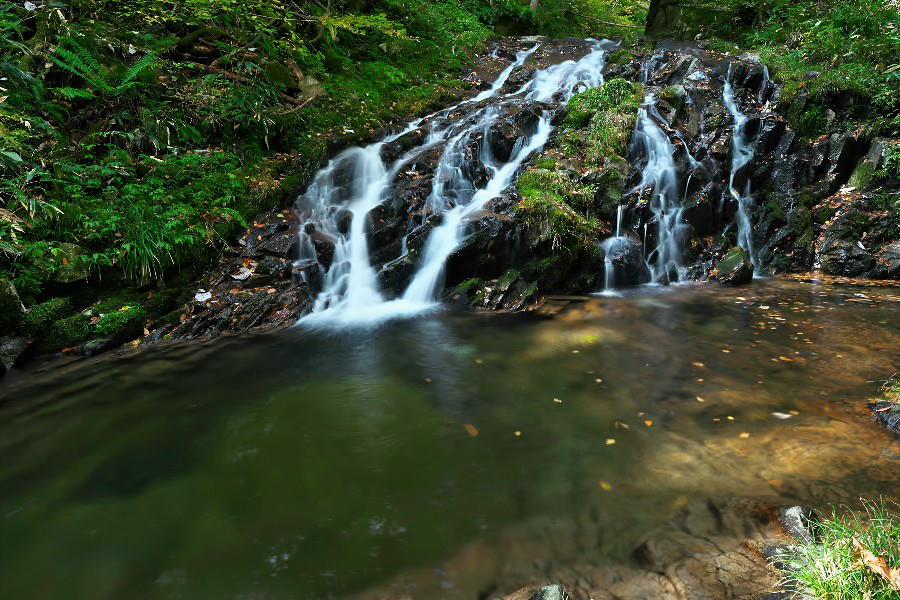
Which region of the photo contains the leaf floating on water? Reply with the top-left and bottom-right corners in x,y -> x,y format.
772,412 -> 793,420
553,397 -> 563,403
595,378 -> 603,383
727,416 -> 735,421
738,432 -> 751,439
514,430 -> 521,437
599,481 -> 613,491
644,420 -> 653,427
605,438 -> 616,445
614,421 -> 630,430
722,349 -> 731,353
692,362 -> 705,368
424,377 -> 433,383
463,424 -> 479,437
779,356 -> 794,362
696,396 -> 706,403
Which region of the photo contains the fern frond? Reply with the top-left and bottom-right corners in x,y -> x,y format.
53,87 -> 97,99
120,53 -> 156,86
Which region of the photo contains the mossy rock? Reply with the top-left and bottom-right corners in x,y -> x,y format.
94,304 -> 147,343
0,279 -> 23,335
22,297 -> 75,333
41,315 -> 91,351
51,243 -> 90,284
715,246 -> 753,286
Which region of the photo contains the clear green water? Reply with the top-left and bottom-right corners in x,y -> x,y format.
1,280 -> 898,599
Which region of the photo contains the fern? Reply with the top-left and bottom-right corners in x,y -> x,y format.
50,40 -> 155,98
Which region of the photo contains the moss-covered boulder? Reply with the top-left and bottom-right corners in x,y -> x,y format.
93,304 -> 147,344
715,247 -> 754,286
51,243 -> 90,284
21,297 -> 75,334
0,279 -> 23,335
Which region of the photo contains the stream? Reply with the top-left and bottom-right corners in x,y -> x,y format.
1,279 -> 898,599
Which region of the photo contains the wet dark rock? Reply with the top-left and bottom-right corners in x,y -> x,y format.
715,247 -> 753,285
869,401 -> 900,435
872,242 -> 900,279
602,237 -> 645,287
0,336 -> 33,370
777,506 -> 818,545
529,585 -> 568,600
819,241 -> 875,277
82,337 -> 114,357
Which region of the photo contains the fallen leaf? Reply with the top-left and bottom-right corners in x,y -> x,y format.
514,430 -> 521,437
739,432 -> 751,439
853,538 -> 900,590
692,362 -> 705,368
553,397 -> 563,403
644,420 -> 653,427
463,423 -> 479,437
605,438 -> 616,445
778,356 -> 794,362
599,480 -> 612,491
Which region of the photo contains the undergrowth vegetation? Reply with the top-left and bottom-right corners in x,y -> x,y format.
0,0 -> 641,343
778,500 -> 900,600
698,0 -> 900,137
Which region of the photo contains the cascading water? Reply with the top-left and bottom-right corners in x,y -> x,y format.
630,93 -> 686,284
723,66 -> 759,270
298,40 -> 613,327
597,205 -> 626,296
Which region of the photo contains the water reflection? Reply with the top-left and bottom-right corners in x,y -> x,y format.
0,279 -> 898,600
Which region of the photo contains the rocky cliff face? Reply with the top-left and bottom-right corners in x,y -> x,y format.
170,36 -> 898,339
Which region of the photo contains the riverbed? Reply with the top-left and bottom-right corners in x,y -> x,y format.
1,279 -> 898,599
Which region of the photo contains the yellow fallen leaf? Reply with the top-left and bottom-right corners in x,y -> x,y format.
644,420 -> 653,427
739,432 -> 751,439
599,481 -> 612,491
463,423 -> 479,437
779,356 -> 794,362
696,396 -> 705,402
514,430 -> 521,437
605,438 -> 616,445
553,397 -> 563,403
692,362 -> 705,368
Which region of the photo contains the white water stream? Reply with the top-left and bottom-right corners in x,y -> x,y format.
723,66 -> 759,270
630,93 -> 687,284
298,41 -> 612,327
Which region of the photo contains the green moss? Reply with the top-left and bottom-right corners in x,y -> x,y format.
497,268 -> 519,289
94,304 -> 147,340
44,315 -> 91,350
717,246 -> 751,273
564,78 -> 641,130
22,297 -> 75,333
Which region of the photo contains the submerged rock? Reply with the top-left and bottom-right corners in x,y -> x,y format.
714,247 -> 753,285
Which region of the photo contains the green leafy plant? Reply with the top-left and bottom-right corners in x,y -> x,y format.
51,39 -> 156,99
777,500 -> 900,600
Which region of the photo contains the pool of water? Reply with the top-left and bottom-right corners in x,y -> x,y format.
1,279 -> 898,599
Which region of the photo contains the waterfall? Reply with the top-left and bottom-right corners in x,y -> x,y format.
630,93 -> 686,284
723,67 -> 759,270
298,40 -> 613,327
597,205 -> 626,296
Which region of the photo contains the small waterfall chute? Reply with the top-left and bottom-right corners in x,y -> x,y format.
723,65 -> 760,271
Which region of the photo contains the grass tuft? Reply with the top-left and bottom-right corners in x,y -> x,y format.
777,499 -> 900,600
